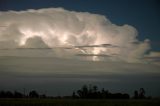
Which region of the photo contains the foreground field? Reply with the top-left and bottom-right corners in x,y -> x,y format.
0,99 -> 160,106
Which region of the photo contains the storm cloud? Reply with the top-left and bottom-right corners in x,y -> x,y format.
0,8 -> 160,96
0,8 -> 159,64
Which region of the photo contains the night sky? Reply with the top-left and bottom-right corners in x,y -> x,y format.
0,0 -> 160,97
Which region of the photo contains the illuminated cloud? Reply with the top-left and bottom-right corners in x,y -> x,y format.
0,8 -> 158,64
143,51 -> 160,65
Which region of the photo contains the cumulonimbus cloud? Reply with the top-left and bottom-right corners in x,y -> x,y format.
0,8 -> 159,64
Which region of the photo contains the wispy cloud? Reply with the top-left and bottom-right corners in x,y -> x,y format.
76,53 -> 112,57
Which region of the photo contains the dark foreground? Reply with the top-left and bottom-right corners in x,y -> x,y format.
0,99 -> 160,106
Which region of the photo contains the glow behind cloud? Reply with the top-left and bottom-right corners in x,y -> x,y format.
0,8 -> 158,64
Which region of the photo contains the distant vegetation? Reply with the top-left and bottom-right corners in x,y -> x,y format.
0,90 -> 46,98
0,84 -> 150,99
0,85 -> 158,106
72,85 -> 130,99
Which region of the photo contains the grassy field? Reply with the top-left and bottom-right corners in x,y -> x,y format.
0,98 -> 160,106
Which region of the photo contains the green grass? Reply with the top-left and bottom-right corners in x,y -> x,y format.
0,98 -> 160,106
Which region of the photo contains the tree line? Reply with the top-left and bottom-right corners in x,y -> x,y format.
0,90 -> 46,98
0,85 -> 150,99
72,85 -> 129,99
72,85 -> 149,99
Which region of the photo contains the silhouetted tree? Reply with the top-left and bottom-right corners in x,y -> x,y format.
82,85 -> 89,98
29,90 -> 39,98
134,90 -> 139,99
93,85 -> 98,93
101,88 -> 110,99
6,91 -> 14,98
122,93 -> 130,99
72,91 -> 78,98
133,88 -> 146,99
139,88 -> 145,99
0,90 -> 24,98
0,91 -> 6,98
14,91 -> 23,98
77,90 -> 82,98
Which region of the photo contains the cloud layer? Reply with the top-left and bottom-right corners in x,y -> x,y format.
0,8 -> 160,96
0,56 -> 160,96
0,8 -> 159,64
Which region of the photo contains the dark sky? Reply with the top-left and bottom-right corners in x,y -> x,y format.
0,0 -> 160,97
0,0 -> 160,51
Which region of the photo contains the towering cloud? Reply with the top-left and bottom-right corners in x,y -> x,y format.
0,8 -> 158,64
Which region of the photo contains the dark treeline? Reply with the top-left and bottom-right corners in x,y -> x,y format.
72,85 -> 152,99
0,85 -> 151,99
0,90 -> 46,98
72,85 -> 130,99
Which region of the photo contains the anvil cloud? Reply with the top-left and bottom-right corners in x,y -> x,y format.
0,8 -> 159,64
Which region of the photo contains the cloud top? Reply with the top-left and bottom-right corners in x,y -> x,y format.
0,8 -> 159,64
